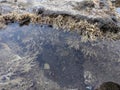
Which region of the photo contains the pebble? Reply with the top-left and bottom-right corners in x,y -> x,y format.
44,63 -> 50,70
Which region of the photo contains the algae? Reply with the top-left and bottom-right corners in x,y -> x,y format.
0,11 -> 120,40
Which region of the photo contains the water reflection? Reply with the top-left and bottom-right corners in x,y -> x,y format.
116,8 -> 120,14
0,23 -> 120,90
37,44 -> 86,89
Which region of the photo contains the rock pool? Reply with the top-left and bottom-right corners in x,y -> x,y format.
0,23 -> 120,90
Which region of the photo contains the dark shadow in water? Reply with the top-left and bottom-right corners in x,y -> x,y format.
0,23 -> 86,89
36,43 -> 86,89
34,24 -> 87,89
0,23 -> 120,90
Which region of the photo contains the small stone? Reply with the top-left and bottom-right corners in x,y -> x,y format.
44,63 -> 50,70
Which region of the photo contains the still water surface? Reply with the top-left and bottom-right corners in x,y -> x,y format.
0,23 -> 120,89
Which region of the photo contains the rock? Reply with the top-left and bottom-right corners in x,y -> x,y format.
0,0 -> 119,40
0,1 -> 120,90
0,43 -> 10,50
95,82 -> 120,90
44,63 -> 50,70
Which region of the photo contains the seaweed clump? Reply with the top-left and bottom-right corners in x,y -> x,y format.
0,16 -> 6,29
0,12 -> 120,40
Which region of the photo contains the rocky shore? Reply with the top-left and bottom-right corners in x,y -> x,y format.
0,0 -> 120,90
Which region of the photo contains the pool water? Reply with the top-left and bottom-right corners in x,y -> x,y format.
0,23 -> 120,90
116,8 -> 120,14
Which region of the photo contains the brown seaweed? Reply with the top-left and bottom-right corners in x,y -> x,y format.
0,12 -> 119,40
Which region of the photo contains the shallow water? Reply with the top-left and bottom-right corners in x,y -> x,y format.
0,23 -> 120,90
116,8 -> 120,13
115,0 -> 120,14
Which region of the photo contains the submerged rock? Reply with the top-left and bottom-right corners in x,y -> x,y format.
95,82 -> 120,90
0,23 -> 119,90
